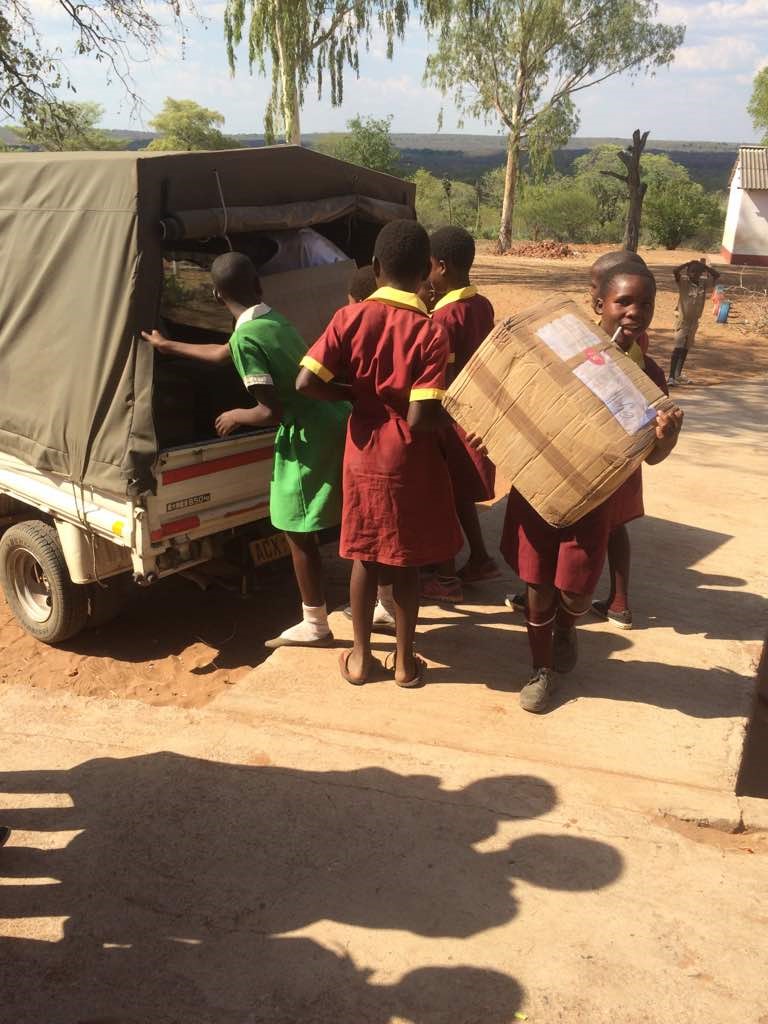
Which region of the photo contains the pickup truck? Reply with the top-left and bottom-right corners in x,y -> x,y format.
0,146 -> 415,642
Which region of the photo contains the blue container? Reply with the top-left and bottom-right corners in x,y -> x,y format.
716,300 -> 730,324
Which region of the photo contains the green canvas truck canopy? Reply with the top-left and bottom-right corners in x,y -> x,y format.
0,146 -> 415,497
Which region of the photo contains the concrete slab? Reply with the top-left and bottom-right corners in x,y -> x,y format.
216,381 -> 767,799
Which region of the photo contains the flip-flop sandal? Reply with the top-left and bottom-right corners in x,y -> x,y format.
338,649 -> 383,686
384,651 -> 427,689
458,561 -> 502,583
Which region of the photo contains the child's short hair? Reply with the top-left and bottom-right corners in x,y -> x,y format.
430,225 -> 475,272
599,262 -> 657,298
374,220 -> 430,281
591,249 -> 645,282
348,264 -> 378,301
211,252 -> 260,298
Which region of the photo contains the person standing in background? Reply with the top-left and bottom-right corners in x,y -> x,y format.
669,257 -> 720,386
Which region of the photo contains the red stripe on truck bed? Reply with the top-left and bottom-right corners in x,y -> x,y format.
150,515 -> 201,542
162,447 -> 272,485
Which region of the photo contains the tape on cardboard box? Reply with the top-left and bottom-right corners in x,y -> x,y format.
443,295 -> 673,528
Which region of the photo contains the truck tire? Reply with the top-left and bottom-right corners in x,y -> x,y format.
0,521 -> 89,643
87,572 -> 135,629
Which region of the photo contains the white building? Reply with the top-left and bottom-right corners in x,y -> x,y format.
721,146 -> 768,266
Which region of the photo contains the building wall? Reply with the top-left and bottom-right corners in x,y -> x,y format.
721,164 -> 768,265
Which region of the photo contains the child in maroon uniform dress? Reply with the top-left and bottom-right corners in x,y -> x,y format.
591,265 -> 670,630
421,226 -> 498,605
500,263 -> 683,713
296,220 -> 461,688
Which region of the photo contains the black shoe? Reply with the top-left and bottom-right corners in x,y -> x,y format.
592,600 -> 633,630
504,591 -> 526,612
519,668 -> 556,713
553,627 -> 578,673
0,827 -> 11,848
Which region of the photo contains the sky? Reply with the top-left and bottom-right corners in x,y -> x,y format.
15,0 -> 768,142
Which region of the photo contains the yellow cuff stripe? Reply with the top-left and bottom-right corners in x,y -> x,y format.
300,355 -> 334,383
410,388 -> 446,401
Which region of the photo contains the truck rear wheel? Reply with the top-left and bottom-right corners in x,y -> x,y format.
0,521 -> 89,643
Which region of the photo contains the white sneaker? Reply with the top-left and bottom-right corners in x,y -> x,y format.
264,619 -> 333,649
343,601 -> 397,633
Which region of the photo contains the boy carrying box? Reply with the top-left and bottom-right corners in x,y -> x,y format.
498,263 -> 683,714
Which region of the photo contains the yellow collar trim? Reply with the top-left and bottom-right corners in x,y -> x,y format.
368,287 -> 428,315
433,285 -> 477,312
626,340 -> 646,369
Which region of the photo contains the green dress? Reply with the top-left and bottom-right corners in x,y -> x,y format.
228,306 -> 350,533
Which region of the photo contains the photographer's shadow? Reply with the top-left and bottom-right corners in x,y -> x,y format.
0,754 -> 623,1023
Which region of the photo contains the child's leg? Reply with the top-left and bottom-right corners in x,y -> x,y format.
391,565 -> 421,685
344,559 -> 379,682
606,524 -> 631,613
525,582 -> 558,669
266,531 -> 331,647
457,498 -> 492,567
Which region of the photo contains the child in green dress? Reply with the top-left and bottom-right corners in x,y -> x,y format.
142,252 -> 349,648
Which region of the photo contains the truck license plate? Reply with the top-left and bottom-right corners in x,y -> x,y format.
249,533 -> 290,567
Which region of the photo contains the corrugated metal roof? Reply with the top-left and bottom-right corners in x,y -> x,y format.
738,146 -> 768,190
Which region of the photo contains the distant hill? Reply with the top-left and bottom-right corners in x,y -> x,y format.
0,127 -> 740,190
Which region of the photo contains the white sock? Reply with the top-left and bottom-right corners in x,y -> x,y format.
279,603 -> 329,642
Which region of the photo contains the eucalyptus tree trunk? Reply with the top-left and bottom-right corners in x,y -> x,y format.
272,6 -> 301,144
498,135 -> 520,252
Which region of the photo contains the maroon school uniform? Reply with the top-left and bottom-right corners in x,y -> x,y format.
432,287 -> 496,503
301,288 -> 462,567
501,349 -> 668,595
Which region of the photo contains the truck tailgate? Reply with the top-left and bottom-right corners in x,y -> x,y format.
145,431 -> 276,544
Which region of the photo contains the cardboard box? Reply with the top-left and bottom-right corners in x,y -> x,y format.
443,295 -> 674,528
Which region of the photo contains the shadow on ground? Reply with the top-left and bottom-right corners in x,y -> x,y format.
410,509 -> 763,721
0,756 -> 622,1024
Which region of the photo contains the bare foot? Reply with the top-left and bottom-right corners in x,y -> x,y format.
339,648 -> 372,685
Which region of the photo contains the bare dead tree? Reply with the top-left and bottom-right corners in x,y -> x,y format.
600,129 -> 649,252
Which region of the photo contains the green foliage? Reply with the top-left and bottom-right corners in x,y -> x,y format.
1,1 -> 187,127
148,99 -> 240,152
643,179 -> 724,250
515,177 -> 599,243
409,169 -> 483,232
421,0 -> 685,248
748,67 -> 768,144
14,101 -> 124,151
318,115 -> 400,173
224,1 -> 408,142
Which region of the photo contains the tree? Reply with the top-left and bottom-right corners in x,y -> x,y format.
598,129 -> 648,251
572,145 -> 629,240
515,176 -> 599,242
14,102 -> 124,151
644,179 -> 723,250
747,67 -> 768,144
409,169 -> 478,232
224,1 -> 409,144
1,1 -> 189,137
147,99 -> 241,152
318,114 -> 400,173
422,0 -> 684,251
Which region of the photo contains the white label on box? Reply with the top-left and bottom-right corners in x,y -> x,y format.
572,352 -> 658,435
536,314 -> 603,360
